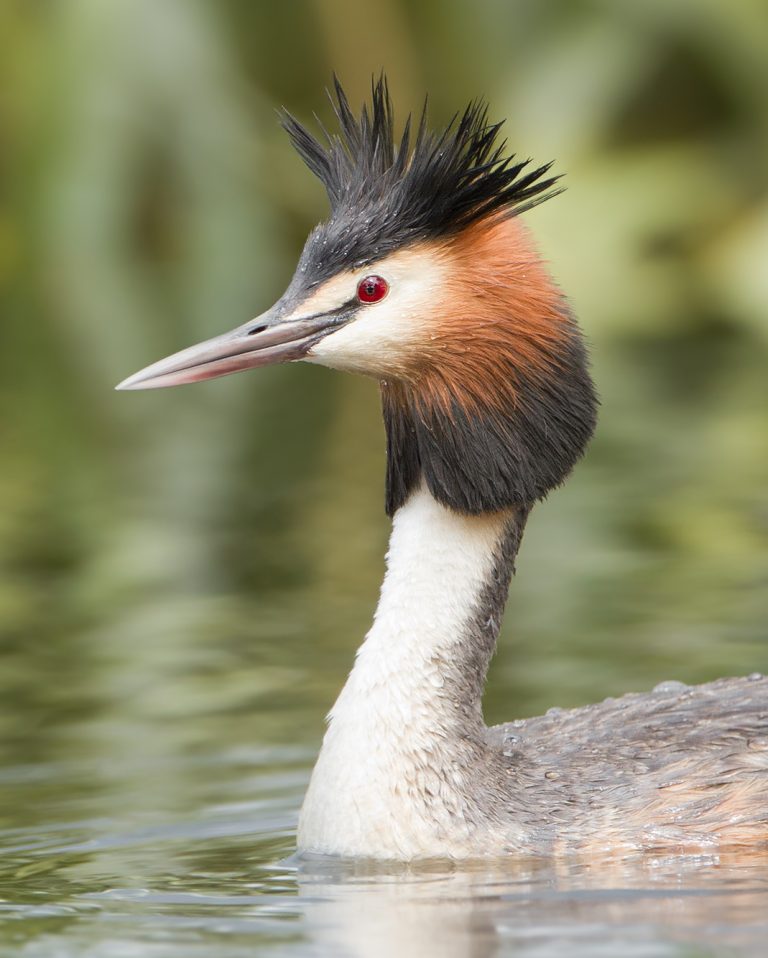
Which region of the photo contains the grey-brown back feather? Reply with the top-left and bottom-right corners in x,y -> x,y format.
488,675 -> 768,851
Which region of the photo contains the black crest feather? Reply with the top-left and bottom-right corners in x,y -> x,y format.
280,75 -> 562,278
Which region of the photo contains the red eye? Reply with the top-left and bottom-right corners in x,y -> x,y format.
357,275 -> 389,304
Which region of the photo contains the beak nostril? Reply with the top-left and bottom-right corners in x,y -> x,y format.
248,324 -> 268,336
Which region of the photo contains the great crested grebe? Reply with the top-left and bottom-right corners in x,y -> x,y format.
118,78 -> 768,860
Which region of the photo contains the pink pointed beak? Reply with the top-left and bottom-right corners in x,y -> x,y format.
115,310 -> 347,391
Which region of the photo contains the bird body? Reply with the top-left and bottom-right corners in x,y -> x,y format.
118,78 -> 768,859
300,486 -> 768,859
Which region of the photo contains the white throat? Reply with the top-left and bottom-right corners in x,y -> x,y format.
297,485 -> 520,859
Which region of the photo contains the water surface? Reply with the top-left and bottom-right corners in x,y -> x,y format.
2,739 -> 768,957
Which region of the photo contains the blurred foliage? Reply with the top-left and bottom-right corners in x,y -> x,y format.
0,0 -> 767,786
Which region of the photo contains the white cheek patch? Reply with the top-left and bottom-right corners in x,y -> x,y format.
305,247 -> 450,377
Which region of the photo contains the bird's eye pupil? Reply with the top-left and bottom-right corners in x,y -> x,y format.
357,274 -> 389,304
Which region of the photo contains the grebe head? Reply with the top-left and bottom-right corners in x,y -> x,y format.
117,77 -> 597,515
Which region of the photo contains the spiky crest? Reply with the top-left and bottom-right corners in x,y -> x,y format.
279,76 -> 561,277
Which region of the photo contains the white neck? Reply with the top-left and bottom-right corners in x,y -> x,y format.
297,485 -> 522,859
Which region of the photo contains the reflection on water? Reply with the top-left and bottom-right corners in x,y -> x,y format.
299,853 -> 768,958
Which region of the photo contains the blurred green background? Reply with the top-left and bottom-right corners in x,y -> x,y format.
1,0 -> 767,789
